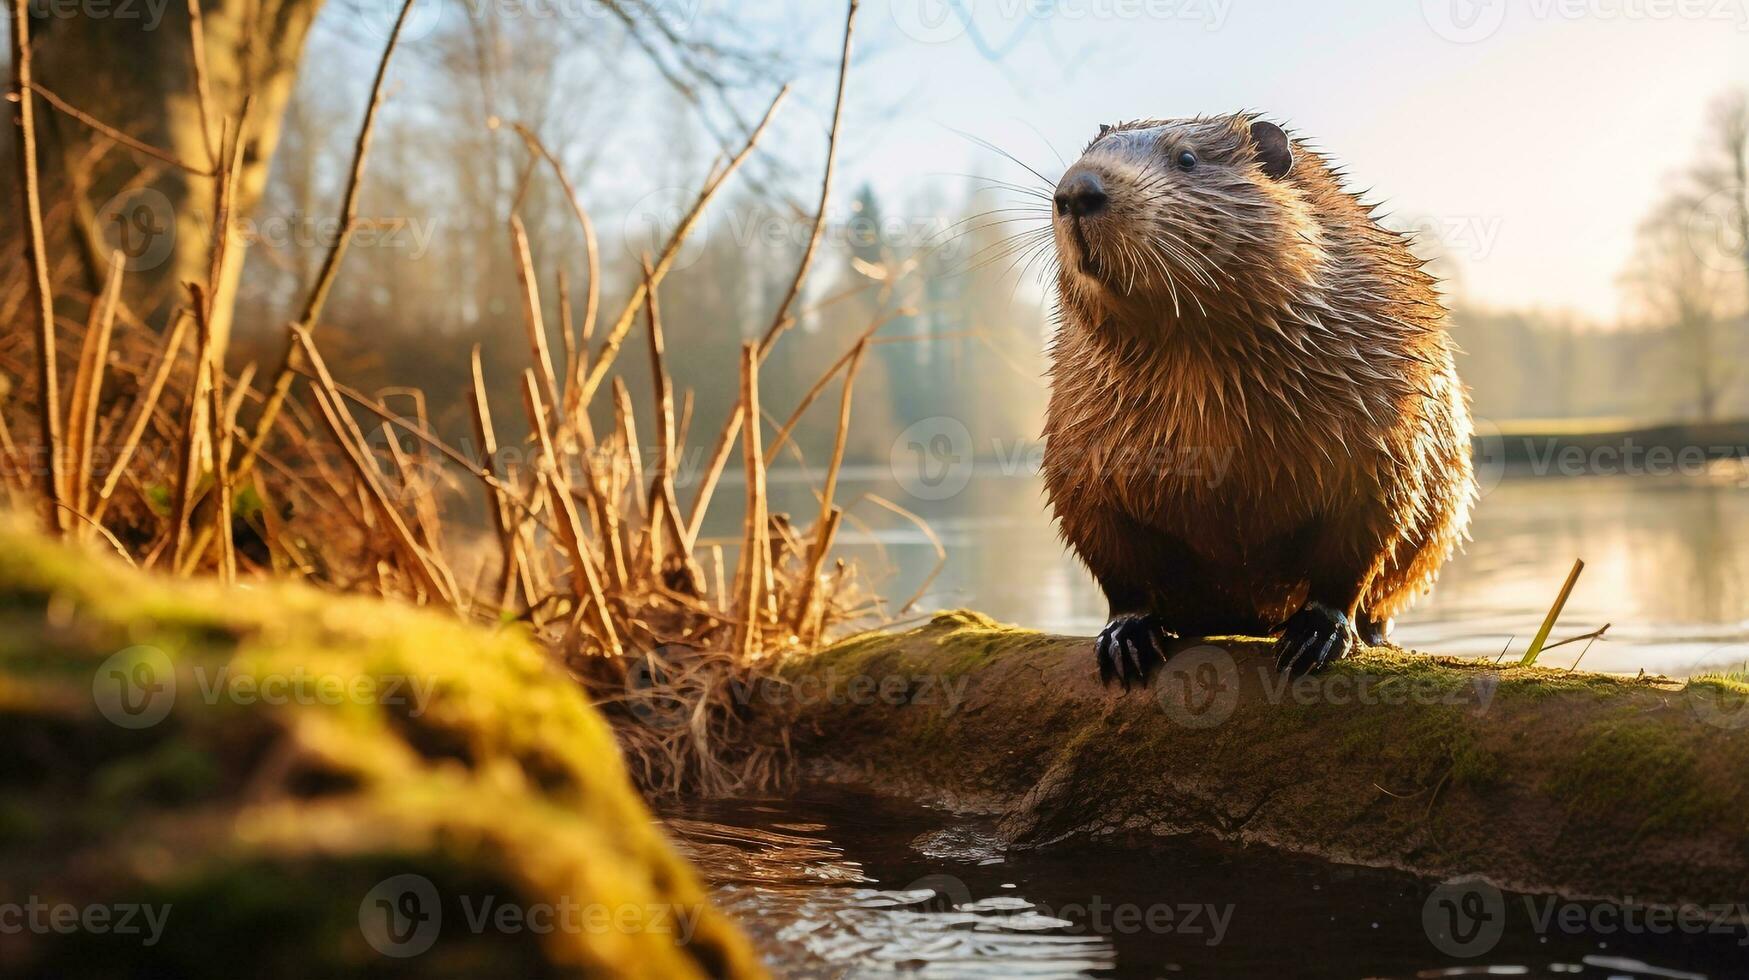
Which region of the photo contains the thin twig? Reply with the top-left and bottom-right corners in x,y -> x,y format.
575,85 -> 790,409
233,0 -> 418,487
685,3 -> 858,544
10,1 -> 66,531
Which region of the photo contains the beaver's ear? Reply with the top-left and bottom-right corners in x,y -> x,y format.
1249,121 -> 1294,180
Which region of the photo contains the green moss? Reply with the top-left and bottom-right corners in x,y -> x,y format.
0,519 -> 765,979
1550,717 -> 1737,838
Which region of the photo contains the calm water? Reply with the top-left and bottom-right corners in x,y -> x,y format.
724,466 -> 1749,679
663,789 -> 1749,979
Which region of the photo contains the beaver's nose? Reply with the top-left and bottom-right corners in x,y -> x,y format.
1055,172 -> 1108,218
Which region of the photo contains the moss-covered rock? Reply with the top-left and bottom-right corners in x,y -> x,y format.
783,611 -> 1749,907
0,520 -> 766,979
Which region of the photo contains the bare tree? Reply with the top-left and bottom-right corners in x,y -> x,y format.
1623,194 -> 1737,422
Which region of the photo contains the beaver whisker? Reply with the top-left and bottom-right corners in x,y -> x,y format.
1150,232 -> 1224,291
949,127 -> 1059,191
957,227 -> 1056,278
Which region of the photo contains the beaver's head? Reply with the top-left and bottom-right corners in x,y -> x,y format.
1051,113 -> 1326,324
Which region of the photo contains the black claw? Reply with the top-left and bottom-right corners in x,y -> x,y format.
1096,614 -> 1174,690
1358,613 -> 1390,647
1273,602 -> 1356,677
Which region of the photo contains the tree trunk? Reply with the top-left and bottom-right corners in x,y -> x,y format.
780,611 -> 1749,909
29,0 -> 323,363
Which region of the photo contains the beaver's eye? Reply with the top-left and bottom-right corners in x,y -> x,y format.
1177,150 -> 1198,170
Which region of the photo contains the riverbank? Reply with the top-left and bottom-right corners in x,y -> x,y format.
779,611 -> 1749,909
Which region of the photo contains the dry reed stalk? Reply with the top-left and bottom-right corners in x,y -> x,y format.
509,215 -> 564,417
187,284 -> 236,581
557,268 -> 576,409
785,339 -> 864,631
294,326 -> 455,603
866,493 -> 945,614
764,306 -> 904,466
306,381 -> 453,607
611,378 -> 646,522
791,506 -> 844,643
234,0 -> 417,486
183,0 -> 221,167
641,256 -> 699,592
66,255 -> 122,526
184,116 -> 251,577
0,396 -> 22,501
93,310 -> 191,519
574,86 -> 790,409
10,1 -> 66,532
684,2 -> 858,546
521,372 -> 621,656
510,123 -> 601,420
167,315 -> 212,571
710,543 -> 727,612
27,82 -> 215,176
382,422 -> 440,551
469,345 -> 522,612
732,343 -> 770,660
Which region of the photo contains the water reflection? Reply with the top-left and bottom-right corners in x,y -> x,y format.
665,800 -> 1117,978
718,469 -> 1749,678
663,791 -> 1746,979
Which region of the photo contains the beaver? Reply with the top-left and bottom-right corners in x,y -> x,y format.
1040,113 -> 1475,685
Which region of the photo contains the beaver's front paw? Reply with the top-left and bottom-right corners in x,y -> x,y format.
1273,602 -> 1356,676
1096,613 -> 1175,690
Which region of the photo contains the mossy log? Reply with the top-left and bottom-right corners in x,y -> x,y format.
0,522 -> 766,979
781,611 -> 1749,908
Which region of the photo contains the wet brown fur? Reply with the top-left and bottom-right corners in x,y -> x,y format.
1042,113 -> 1474,636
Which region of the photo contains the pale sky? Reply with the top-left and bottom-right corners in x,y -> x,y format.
801,0 -> 1749,322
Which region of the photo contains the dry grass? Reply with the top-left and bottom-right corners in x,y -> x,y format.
2,0 -> 886,796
